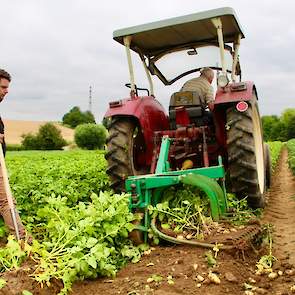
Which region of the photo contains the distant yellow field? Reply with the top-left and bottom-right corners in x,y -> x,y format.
3,119 -> 74,144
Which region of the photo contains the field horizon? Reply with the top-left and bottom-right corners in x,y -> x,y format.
3,119 -> 74,144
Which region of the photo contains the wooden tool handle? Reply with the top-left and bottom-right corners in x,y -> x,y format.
0,144 -> 21,240
0,144 -> 14,207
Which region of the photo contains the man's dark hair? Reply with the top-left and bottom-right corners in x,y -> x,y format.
0,69 -> 11,82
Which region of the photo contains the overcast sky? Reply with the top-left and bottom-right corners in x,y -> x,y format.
0,0 -> 294,122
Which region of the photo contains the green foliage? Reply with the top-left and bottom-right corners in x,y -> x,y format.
281,109 -> 295,126
0,219 -> 7,238
256,224 -> 277,274
29,191 -> 140,294
272,121 -> 287,141
150,185 -> 259,243
0,192 -> 140,294
0,236 -> 27,272
36,123 -> 67,150
267,141 -> 284,170
21,123 -> 67,150
262,115 -> 281,141
21,133 -> 40,150
204,250 -> 217,267
287,139 -> 295,175
5,144 -> 25,151
226,194 -> 260,225
0,278 -> 6,289
147,274 -> 163,283
150,185 -> 212,239
262,108 -> 295,141
102,117 -> 111,129
6,150 -> 109,225
0,150 -> 142,294
62,106 -> 95,128
74,123 -> 107,150
287,116 -> 295,139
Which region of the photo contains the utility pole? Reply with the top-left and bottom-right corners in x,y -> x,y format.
88,85 -> 92,112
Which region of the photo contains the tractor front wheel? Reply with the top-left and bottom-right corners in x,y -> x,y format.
105,117 -> 149,192
226,100 -> 266,208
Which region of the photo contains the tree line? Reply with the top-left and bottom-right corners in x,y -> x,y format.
18,106 -> 107,150
262,108 -> 295,141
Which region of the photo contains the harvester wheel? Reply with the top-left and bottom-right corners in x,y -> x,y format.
105,117 -> 148,192
264,143 -> 272,189
226,99 -> 266,208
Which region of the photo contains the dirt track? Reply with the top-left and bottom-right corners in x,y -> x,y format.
263,148 -> 295,265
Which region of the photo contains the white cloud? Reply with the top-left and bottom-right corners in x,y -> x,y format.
0,0 -> 294,121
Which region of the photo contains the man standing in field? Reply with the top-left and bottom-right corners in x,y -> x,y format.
0,69 -> 27,239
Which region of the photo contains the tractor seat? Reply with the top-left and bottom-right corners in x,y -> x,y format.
169,91 -> 208,128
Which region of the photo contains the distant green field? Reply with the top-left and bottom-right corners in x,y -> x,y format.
6,150 -> 109,217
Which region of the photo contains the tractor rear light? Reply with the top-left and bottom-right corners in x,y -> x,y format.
236,101 -> 248,112
109,100 -> 123,108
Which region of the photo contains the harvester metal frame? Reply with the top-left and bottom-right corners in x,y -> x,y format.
126,136 -> 228,243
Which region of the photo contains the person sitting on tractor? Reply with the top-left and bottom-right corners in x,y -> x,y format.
181,67 -> 215,111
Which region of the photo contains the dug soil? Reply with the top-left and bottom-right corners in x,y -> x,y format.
1,148 -> 295,295
72,148 -> 295,295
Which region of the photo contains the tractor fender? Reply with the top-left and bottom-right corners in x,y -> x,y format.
104,95 -> 169,160
214,81 -> 258,105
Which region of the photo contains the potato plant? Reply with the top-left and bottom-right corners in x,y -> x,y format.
0,141 -> 289,294
150,185 -> 212,240
0,150 -> 142,294
267,141 -> 284,170
6,150 -> 110,228
150,185 -> 258,242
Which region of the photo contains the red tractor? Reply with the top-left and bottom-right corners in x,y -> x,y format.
104,7 -> 271,209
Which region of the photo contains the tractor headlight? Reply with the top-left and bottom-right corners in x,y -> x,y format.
217,74 -> 229,88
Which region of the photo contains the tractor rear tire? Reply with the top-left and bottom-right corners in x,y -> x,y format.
105,117 -> 149,192
226,101 -> 266,208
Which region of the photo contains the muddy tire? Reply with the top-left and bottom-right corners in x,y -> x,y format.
226,100 -> 266,208
264,143 -> 272,189
105,117 -> 149,192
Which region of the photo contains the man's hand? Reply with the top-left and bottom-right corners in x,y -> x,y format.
0,133 -> 4,144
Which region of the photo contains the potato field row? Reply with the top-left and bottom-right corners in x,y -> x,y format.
0,142 -> 289,294
0,151 -> 142,294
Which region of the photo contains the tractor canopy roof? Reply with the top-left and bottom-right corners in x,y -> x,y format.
113,7 -> 244,57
